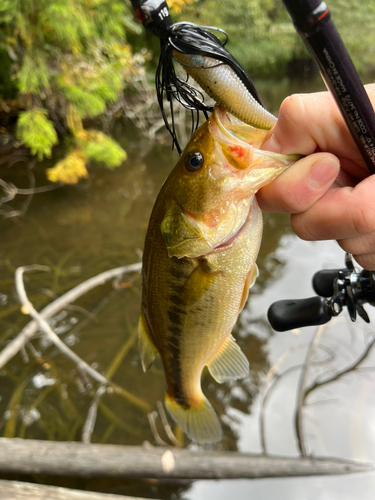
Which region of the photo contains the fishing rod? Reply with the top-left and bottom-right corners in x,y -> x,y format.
268,0 -> 375,331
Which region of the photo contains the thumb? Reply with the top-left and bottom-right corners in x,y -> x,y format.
257,152 -> 340,214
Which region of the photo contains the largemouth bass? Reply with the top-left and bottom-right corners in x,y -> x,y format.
139,106 -> 298,444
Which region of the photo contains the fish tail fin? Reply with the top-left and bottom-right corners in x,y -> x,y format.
165,393 -> 223,444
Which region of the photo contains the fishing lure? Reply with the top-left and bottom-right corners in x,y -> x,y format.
131,0 -> 276,152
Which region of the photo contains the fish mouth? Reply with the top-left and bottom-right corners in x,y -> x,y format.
209,105 -> 270,173
211,106 -> 269,150
210,105 -> 301,174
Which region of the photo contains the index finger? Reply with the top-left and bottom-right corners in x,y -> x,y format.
261,86 -> 375,170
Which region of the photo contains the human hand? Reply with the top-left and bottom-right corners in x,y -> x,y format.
257,84 -> 375,270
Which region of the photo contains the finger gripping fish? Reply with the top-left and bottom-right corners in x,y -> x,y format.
139,106 -> 299,444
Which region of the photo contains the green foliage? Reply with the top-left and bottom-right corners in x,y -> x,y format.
182,0 -> 375,77
16,108 -> 58,160
182,0 -> 301,76
38,2 -> 92,51
17,50 -> 50,94
80,131 -> 127,168
329,0 -> 375,73
0,0 -> 142,181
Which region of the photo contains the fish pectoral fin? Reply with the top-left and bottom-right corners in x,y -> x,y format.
238,264 -> 259,313
182,260 -> 219,305
165,393 -> 222,444
207,334 -> 249,383
138,311 -> 158,372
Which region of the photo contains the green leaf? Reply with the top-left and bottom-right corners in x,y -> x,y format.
80,131 -> 127,168
17,51 -> 50,94
16,109 -> 58,160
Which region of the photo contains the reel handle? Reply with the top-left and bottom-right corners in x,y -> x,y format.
312,269 -> 345,297
267,296 -> 332,332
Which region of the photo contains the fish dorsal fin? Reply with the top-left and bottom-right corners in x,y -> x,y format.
207,334 -> 249,383
138,311 -> 158,372
239,264 -> 259,313
182,260 -> 219,305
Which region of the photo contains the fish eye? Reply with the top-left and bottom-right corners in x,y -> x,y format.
185,152 -> 204,172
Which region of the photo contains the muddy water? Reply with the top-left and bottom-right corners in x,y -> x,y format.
1,76 -> 375,498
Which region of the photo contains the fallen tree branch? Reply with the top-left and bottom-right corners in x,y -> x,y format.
304,335 -> 375,398
81,385 -> 107,444
10,265 -> 148,412
0,479 -> 154,500
0,263 -> 142,370
15,266 -> 111,386
295,323 -> 327,456
295,319 -> 375,456
0,438 -> 372,479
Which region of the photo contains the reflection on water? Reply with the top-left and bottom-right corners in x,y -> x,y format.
1,76 -> 375,498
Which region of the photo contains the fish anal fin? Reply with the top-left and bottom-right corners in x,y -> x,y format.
239,264 -> 259,313
165,393 -> 223,444
182,260 -> 219,306
207,334 -> 249,383
138,311 -> 158,372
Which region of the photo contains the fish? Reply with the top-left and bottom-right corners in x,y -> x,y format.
173,51 -> 277,130
139,105 -> 299,444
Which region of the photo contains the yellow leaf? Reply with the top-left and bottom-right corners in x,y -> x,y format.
47,151 -> 88,184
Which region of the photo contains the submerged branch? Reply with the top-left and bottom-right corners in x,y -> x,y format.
14,266 -> 112,386
304,335 -> 375,399
295,323 -> 330,457
295,318 -> 375,457
0,263 -> 142,370
11,265 -> 149,412
81,386 -> 107,444
0,438 -> 372,479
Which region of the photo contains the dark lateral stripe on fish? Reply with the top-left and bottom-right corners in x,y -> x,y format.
166,277 -> 189,406
167,310 -> 182,325
166,336 -> 189,408
169,266 -> 186,279
168,326 -> 183,337
169,305 -> 187,315
169,294 -> 185,306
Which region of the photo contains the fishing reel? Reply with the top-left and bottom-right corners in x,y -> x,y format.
268,253 -> 375,332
